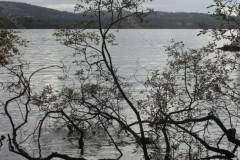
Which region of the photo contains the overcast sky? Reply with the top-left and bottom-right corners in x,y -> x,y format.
4,0 -> 214,13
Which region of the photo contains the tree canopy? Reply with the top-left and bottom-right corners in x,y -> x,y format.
1,0 -> 240,160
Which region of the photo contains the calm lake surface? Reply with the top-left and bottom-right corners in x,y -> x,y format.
17,29 -> 215,90
0,29 -> 228,160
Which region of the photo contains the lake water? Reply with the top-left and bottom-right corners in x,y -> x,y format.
0,29 -> 230,160
17,29 -> 215,92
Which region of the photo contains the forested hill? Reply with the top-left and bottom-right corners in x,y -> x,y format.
0,1 -> 222,29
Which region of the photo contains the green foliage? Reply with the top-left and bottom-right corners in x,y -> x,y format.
5,0 -> 240,160
204,0 -> 240,43
140,40 -> 240,158
0,27 -> 27,66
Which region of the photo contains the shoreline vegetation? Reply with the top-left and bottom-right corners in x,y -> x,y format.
217,44 -> 240,52
2,0 -> 240,159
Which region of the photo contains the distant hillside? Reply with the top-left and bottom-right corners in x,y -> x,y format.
0,1 -> 83,28
141,12 -> 222,29
0,1 -> 224,29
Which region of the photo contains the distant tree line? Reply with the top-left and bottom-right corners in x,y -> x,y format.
0,1 -> 230,29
